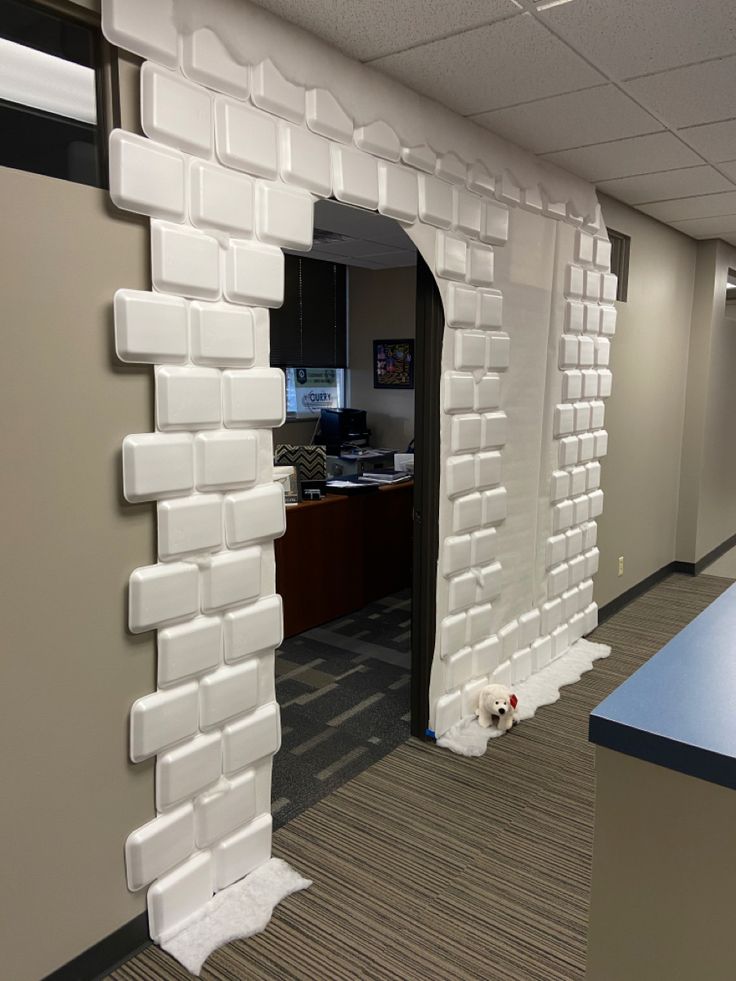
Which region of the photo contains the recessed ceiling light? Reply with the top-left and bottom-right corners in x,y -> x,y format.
535,0 -> 576,11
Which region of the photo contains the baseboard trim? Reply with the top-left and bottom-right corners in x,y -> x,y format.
691,531 -> 736,576
43,912 -> 149,981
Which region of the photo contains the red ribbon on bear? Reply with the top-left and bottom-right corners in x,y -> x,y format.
509,693 -> 518,709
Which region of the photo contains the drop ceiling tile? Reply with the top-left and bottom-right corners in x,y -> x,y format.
626,57 -> 736,129
473,84 -> 662,154
680,119 -> 736,163
670,214 -> 736,239
597,166 -> 734,205
537,0 -> 736,80
250,0 -> 520,61
542,132 -> 702,182
370,15 -> 604,116
719,161 -> 736,182
638,191 -> 736,223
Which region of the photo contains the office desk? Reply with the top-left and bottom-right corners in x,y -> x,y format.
274,481 -> 413,637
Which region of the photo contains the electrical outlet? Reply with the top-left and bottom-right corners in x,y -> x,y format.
618,556 -> 624,577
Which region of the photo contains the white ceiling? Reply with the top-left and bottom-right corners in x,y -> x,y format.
252,0 -> 736,246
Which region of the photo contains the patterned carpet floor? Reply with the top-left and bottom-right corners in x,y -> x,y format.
109,573 -> 732,981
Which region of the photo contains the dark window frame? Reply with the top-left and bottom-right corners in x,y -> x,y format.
607,227 -> 630,302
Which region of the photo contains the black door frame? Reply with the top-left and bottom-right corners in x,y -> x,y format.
410,255 -> 444,739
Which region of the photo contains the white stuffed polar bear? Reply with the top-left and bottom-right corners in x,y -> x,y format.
476,683 -> 519,732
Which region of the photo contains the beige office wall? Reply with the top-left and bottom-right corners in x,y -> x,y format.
595,194 -> 696,607
0,160 -> 154,981
348,265 -> 417,450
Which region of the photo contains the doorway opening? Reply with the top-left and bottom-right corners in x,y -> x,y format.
269,199 -> 441,827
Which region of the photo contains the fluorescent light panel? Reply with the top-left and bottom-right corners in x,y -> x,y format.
535,0 -> 576,10
0,36 -> 97,125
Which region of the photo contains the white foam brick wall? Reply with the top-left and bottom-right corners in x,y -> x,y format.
102,0 -> 615,943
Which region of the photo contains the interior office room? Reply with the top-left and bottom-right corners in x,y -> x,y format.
2,1 -> 736,980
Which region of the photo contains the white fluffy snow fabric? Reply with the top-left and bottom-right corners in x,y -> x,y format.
436,639 -> 611,757
161,858 -> 311,976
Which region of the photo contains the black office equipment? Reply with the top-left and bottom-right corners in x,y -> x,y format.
317,408 -> 370,454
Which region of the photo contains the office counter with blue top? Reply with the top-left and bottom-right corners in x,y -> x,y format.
586,583 -> 736,980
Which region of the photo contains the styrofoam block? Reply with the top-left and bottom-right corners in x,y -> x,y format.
541,598 -> 562,635
467,603 -> 493,645
590,397 -> 605,430
125,803 -> 195,892
461,677 -> 488,718
487,333 -> 511,371
519,610 -> 541,647
443,535 -> 472,578
582,370 -> 599,399
601,273 -> 617,303
480,200 -> 509,245
475,450 -> 502,489
578,432 -> 594,462
466,242 -> 494,287
200,547 -> 262,613
570,611 -> 586,641
435,151 -> 466,185
129,562 -> 199,634
569,466 -> 587,496
147,850 -> 215,945
496,171 -> 521,207
548,563 -> 569,598
595,336 -> 611,366
447,455 -> 475,499
222,368 -> 285,427
499,620 -> 519,660
565,526 -> 583,559
593,237 -> 611,271
434,690 -> 462,736
593,430 -> 608,458
158,494 -> 223,561
585,204 -> 603,234
454,331 -> 486,370
225,484 -> 285,547
401,143 -> 436,173
152,222 -> 221,301
454,189 -> 482,237
531,635 -> 552,672
566,265 -> 584,298
477,290 -> 503,330
214,100 -> 278,179
223,701 -> 280,773
481,411 -> 506,449
256,182 -> 313,252
477,561 -> 502,602
141,63 -> 212,158
565,300 -> 584,334
451,414 -> 482,453
584,304 -> 602,335
156,730 -> 223,812
582,521 -> 598,551
589,488 -> 604,519
115,289 -> 188,365
559,335 -> 578,369
554,404 -> 574,437
101,0 -> 177,68
572,495 -> 589,526
449,573 -> 476,613
190,160 -> 254,236
129,681 -> 198,762
569,554 -> 586,586
331,144 -> 379,209
553,500 -> 573,534
306,88 -> 352,143
182,27 -> 250,100
575,229 -> 595,264
195,769 -> 257,848
547,534 -> 567,569
159,616 -> 222,687
252,59 -> 304,122
156,366 -> 221,432
225,240 -> 284,307
443,373 -> 475,414
584,602 -> 598,635
354,119 -> 400,161
482,487 -> 507,525
123,433 -> 193,503
199,659 -> 259,729
475,374 -> 501,413
584,270 -> 601,301
600,306 -> 616,337
440,612 -> 467,658
190,303 -> 255,367
598,369 -> 613,398
559,437 -> 578,468
418,174 -> 453,228
436,233 -> 467,282
109,129 -> 185,222
579,336 -> 595,367
561,587 -> 579,623
194,431 -> 258,491
544,198 -> 567,219
521,185 -> 544,213
511,647 -> 532,685
473,635 -> 500,676
567,204 -> 584,226
551,623 -> 570,660
467,161 -> 495,197
585,547 -> 600,578
492,660 -> 511,687
562,370 -> 582,402
470,527 -> 497,567
276,124 -> 331,199
223,594 -> 282,663
452,492 -> 482,534
586,461 -> 602,491
551,471 -> 570,502
377,162 -> 418,223
573,402 -> 591,433
579,579 -> 595,611
445,647 -> 473,688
